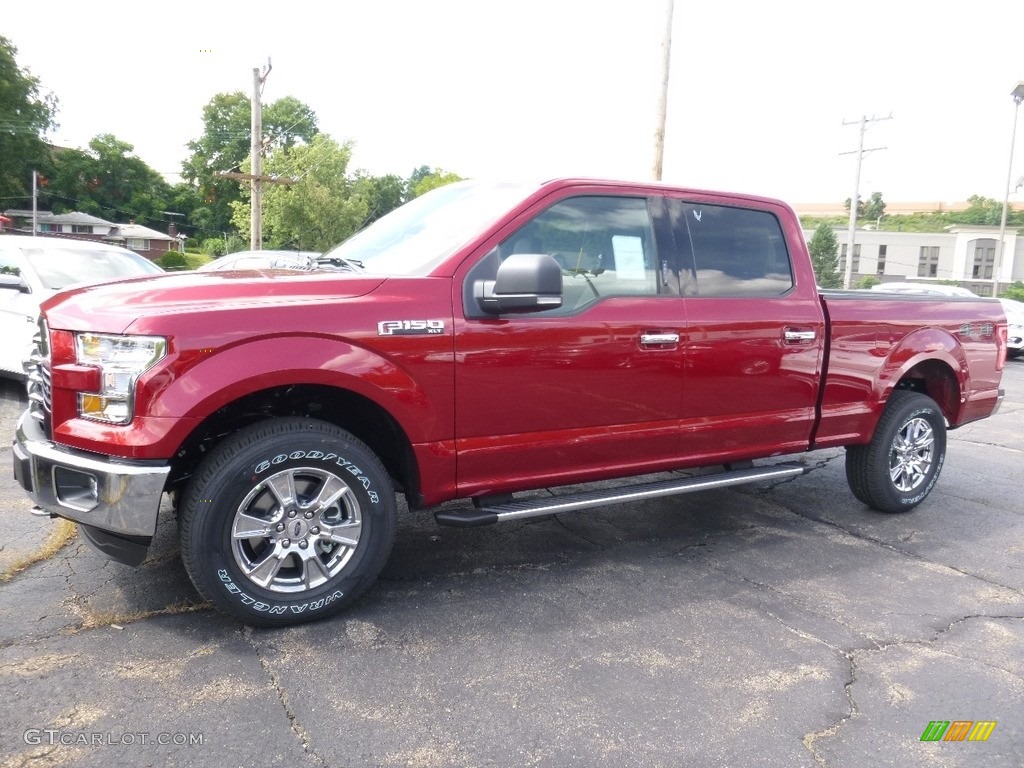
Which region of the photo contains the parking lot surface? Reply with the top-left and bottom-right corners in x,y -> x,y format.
1,362 -> 1022,767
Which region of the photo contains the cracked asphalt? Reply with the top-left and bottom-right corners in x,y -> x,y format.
1,362 -> 1022,768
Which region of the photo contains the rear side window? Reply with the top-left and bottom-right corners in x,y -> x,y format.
672,202 -> 793,297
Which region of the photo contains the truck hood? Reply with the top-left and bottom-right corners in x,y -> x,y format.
40,269 -> 388,334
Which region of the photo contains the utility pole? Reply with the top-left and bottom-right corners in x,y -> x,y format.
251,59 -> 272,250
652,0 -> 674,181
840,114 -> 891,289
31,170 -> 37,237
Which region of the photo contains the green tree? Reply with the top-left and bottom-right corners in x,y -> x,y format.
843,192 -> 885,223
0,36 -> 58,208
862,192 -> 885,222
856,275 -> 881,289
808,223 -> 842,288
960,195 -> 1003,226
410,167 -> 463,198
182,92 -> 319,237
405,165 -> 433,199
1002,281 -> 1024,301
40,134 -> 172,227
230,134 -> 368,251
843,196 -> 865,220
165,182 -> 204,238
359,173 -> 406,225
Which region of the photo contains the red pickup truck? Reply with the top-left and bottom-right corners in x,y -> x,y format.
12,179 -> 1007,625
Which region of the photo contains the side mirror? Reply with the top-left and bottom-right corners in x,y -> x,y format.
476,253 -> 563,315
0,274 -> 30,293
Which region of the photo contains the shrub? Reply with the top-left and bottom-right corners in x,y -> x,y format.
158,250 -> 188,270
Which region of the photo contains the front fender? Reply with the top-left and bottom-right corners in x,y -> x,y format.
57,333 -> 450,460
146,333 -> 441,435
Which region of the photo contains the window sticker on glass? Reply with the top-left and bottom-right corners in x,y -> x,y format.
611,235 -> 646,280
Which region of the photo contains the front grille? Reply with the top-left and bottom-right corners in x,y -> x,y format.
24,319 -> 52,436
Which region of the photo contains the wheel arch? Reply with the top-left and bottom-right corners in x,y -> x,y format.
879,328 -> 968,426
167,383 -> 421,507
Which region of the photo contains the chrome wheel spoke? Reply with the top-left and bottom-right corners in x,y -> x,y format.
243,548 -> 287,588
302,552 -> 332,588
264,472 -> 298,512
310,475 -> 349,514
233,512 -> 273,539
323,518 -> 362,549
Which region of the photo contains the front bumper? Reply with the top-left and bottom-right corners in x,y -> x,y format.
12,410 -> 170,543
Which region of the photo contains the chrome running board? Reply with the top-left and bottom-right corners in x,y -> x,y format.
434,462 -> 807,527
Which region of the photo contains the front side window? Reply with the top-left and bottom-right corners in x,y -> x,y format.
467,195 -> 668,316
672,202 -> 793,297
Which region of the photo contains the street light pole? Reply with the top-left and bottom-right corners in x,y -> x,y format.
994,82 -> 1024,298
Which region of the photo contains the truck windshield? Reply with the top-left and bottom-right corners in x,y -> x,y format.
323,180 -> 536,275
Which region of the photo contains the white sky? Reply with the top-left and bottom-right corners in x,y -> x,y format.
4,0 -> 1024,205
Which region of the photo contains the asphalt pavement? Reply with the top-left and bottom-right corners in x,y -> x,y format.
1,362 -> 1022,768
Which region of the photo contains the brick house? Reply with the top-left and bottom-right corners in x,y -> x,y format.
1,210 -> 183,261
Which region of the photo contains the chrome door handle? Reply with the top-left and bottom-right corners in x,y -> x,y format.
640,333 -> 680,345
784,329 -> 816,343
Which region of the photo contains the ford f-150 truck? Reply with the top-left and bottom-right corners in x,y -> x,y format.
12,179 -> 1008,626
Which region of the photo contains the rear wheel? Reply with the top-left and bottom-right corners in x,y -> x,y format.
845,391 -> 947,513
179,418 -> 396,626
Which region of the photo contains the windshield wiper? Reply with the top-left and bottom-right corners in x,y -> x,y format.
314,255 -> 364,272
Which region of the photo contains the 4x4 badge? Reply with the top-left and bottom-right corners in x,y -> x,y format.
377,320 -> 446,336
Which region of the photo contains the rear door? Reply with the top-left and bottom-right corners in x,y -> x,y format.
666,197 -> 825,463
453,191 -> 687,495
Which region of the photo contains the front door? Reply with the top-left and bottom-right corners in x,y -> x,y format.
453,193 -> 687,496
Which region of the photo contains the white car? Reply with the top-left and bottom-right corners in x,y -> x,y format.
196,250 -> 321,272
870,282 -> 979,297
869,285 -> 1022,358
0,236 -> 164,379
1000,298 -> 1024,358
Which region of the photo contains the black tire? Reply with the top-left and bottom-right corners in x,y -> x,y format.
845,390 -> 947,513
179,418 -> 396,626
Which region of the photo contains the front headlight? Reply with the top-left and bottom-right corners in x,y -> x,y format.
75,333 -> 167,424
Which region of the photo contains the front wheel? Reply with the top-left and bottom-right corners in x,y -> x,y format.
179,418 -> 396,626
845,391 -> 947,513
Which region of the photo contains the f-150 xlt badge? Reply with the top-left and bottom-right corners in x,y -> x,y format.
377,320 -> 446,336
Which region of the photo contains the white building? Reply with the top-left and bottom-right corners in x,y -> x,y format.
802,224 -> 1021,296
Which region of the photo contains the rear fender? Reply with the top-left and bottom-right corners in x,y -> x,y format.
878,327 -> 967,423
